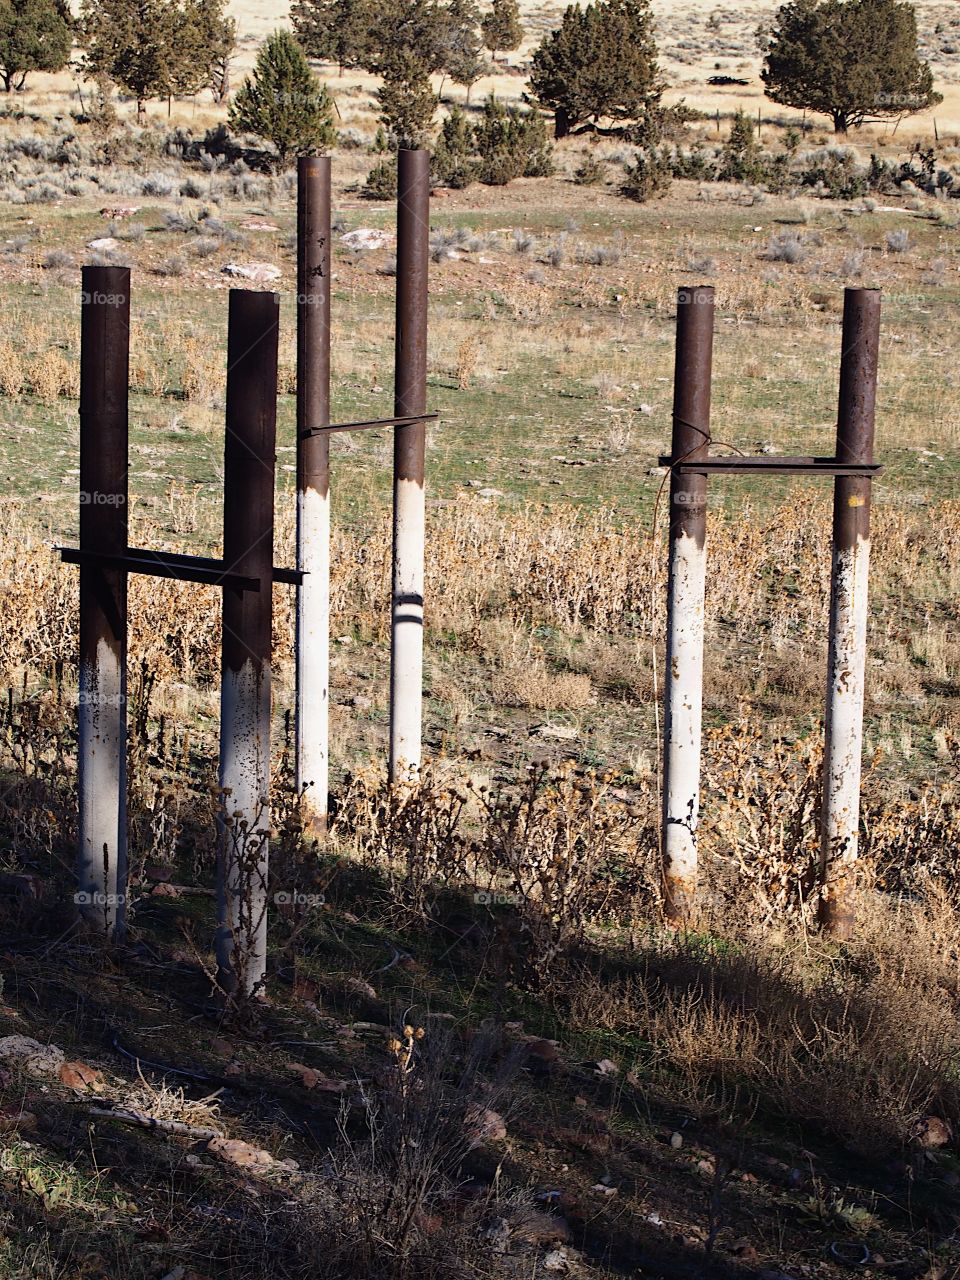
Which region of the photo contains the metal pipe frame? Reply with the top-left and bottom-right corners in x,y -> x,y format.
388,148 -> 430,784
216,289 -> 280,997
662,285 -> 715,924
819,288 -> 881,939
295,154 -> 332,841
77,265 -> 131,939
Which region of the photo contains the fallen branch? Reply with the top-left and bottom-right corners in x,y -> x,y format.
88,1104 -> 220,1140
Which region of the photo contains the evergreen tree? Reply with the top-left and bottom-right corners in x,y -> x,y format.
529,0 -> 662,138
440,0 -> 486,102
229,29 -> 336,167
759,0 -> 940,133
377,48 -> 437,144
291,0 -> 373,74
365,0 -> 447,76
0,0 -> 72,93
170,0 -> 235,98
81,0 -> 180,119
480,0 -> 521,62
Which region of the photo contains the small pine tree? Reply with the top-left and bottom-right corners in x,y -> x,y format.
440,0 -> 486,102
620,146 -> 672,201
480,0 -> 522,62
0,0 -> 72,93
719,107 -> 762,180
473,93 -> 553,184
229,29 -> 336,168
376,49 -> 437,146
432,103 -> 479,185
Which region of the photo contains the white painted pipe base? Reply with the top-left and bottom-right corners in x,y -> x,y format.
296,485 -> 330,838
662,531 -> 707,915
78,639 -> 125,937
821,536 -> 871,911
218,659 -> 271,995
389,475 -> 425,783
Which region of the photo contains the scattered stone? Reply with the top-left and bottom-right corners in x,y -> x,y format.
592,1183 -> 617,1196
59,1061 -> 104,1092
914,1115 -> 953,1148
341,228 -> 394,251
531,723 -> 578,741
0,1035 -> 65,1077
221,262 -> 282,284
211,1038 -> 233,1058
151,882 -> 179,897
730,1241 -> 760,1265
465,1105 -> 507,1145
206,1137 -> 275,1169
525,1038 -> 561,1074
543,1249 -> 571,1272
593,1058 -> 618,1077
240,221 -> 280,232
670,1131 -> 683,1150
476,487 -> 505,499
87,237 -> 121,253
100,205 -> 141,219
647,466 -> 668,476
638,403 -> 654,415
0,1102 -> 37,1131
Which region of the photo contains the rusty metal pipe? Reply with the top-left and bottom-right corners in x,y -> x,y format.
216,289 -> 280,996
295,155 -> 332,840
389,148 -> 430,784
662,284 -> 714,924
77,265 -> 130,939
819,288 -> 881,939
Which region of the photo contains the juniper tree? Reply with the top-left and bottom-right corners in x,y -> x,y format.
0,0 -> 72,93
529,0 -> 662,138
440,0 -> 486,102
169,0 -> 235,100
291,0 -> 374,74
758,0 -> 940,133
229,29 -> 336,167
480,0 -> 522,62
377,49 -> 437,145
81,0 -> 180,118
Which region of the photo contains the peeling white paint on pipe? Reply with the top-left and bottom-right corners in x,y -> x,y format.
218,659 -> 271,996
821,534 -> 871,919
390,474 -> 425,781
78,639 -> 125,936
663,530 -> 707,911
296,483 -> 330,835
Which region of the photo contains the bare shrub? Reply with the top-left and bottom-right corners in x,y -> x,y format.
765,231 -> 805,263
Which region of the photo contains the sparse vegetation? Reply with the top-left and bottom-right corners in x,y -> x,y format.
0,3 -> 957,1276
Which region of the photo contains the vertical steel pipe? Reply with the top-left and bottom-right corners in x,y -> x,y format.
295,155 -> 332,840
388,148 -> 430,784
77,265 -> 130,939
216,289 -> 280,996
819,288 -> 881,939
662,285 -> 714,924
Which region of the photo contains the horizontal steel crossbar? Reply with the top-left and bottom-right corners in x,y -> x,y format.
299,411 -> 438,440
58,546 -> 304,588
658,455 -> 883,477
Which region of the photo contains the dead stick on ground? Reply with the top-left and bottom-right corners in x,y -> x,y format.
88,1105 -> 221,1140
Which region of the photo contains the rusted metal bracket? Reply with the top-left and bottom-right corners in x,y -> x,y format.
58,546 -> 303,588
659,455 -> 883,477
299,411 -> 437,440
